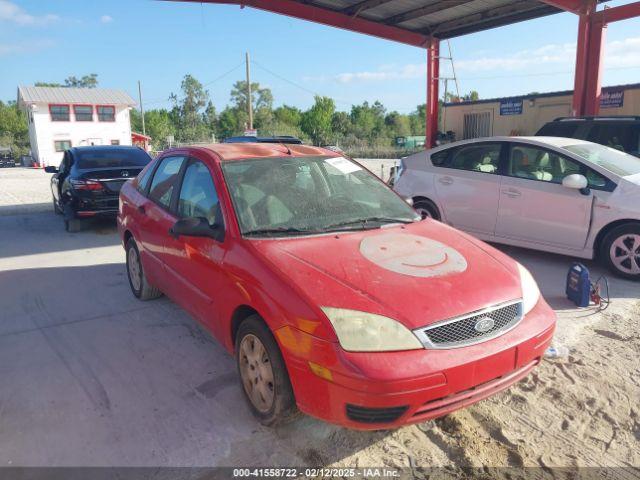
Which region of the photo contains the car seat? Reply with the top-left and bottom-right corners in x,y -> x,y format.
512,149 -> 535,179
477,155 -> 496,173
531,153 -> 553,181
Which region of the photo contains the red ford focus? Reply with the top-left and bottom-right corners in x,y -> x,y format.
117,143 -> 556,430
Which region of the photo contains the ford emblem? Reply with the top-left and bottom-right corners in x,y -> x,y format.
474,317 -> 495,333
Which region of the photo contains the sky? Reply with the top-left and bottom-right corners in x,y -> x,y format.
1,0 -> 639,114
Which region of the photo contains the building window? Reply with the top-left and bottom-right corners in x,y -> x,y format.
97,105 -> 115,122
54,140 -> 72,152
74,105 -> 93,122
110,140 -> 120,145
50,105 -> 70,122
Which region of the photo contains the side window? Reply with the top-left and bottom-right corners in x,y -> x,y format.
447,144 -> 501,174
177,161 -> 222,227
149,156 -> 185,209
586,123 -> 639,154
508,145 -> 608,189
137,163 -> 155,193
430,149 -> 449,167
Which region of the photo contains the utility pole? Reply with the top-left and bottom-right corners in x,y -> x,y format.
138,80 -> 146,137
245,52 -> 253,131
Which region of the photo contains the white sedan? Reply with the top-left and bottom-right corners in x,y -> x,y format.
394,136 -> 640,280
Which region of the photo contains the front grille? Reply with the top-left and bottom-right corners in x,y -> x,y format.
414,300 -> 523,349
346,404 -> 408,424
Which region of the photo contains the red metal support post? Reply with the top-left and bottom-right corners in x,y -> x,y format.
426,38 -> 440,149
583,19 -> 606,115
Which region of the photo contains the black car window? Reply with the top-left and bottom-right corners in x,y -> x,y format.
149,156 -> 185,209
537,122 -> 580,138
137,163 -> 155,193
447,144 -> 501,174
586,123 -> 640,154
430,149 -> 449,166
177,161 -> 222,227
75,148 -> 152,169
507,144 -> 609,189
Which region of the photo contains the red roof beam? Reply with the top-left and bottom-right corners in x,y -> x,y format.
173,0 -> 431,48
592,1 -> 640,24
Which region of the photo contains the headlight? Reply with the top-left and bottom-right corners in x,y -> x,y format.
517,263 -> 540,314
321,307 -> 423,352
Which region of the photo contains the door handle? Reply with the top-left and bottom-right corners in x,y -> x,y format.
501,188 -> 521,198
438,176 -> 454,185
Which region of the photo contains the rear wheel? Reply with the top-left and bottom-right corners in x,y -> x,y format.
413,199 -> 440,220
601,224 -> 640,280
64,218 -> 82,233
126,238 -> 162,300
236,316 -> 296,426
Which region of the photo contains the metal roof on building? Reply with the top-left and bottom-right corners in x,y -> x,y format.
175,0 -> 607,44
17,86 -> 136,107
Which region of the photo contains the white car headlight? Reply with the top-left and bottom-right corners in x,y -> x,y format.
321,307 -> 423,352
517,263 -> 540,314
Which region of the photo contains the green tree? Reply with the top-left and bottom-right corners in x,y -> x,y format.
0,101 -> 29,158
384,111 -> 411,138
35,74 -> 99,88
350,101 -> 386,141
301,96 -> 335,146
170,74 -> 211,142
273,105 -> 302,127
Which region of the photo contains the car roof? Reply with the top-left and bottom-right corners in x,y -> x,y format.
69,145 -> 147,154
431,136 -> 592,152
175,143 -> 340,162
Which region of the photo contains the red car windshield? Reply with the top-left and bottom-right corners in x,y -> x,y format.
221,156 -> 419,236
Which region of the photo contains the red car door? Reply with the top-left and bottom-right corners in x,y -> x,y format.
162,157 -> 229,337
137,155 -> 187,292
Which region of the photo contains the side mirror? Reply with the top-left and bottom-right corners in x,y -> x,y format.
562,174 -> 588,191
404,197 -> 414,206
170,217 -> 224,241
44,166 -> 58,174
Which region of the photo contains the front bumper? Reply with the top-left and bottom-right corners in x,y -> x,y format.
277,297 -> 555,430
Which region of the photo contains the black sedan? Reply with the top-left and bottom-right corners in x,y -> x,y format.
45,146 -> 152,232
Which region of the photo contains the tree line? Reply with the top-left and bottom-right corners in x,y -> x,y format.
0,73 -> 479,158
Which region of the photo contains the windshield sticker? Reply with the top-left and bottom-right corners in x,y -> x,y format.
360,233 -> 468,278
325,157 -> 361,174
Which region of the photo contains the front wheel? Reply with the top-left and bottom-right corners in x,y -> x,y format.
601,224 -> 640,280
236,316 -> 296,426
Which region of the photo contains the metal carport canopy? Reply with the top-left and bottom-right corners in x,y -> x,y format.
167,0 -> 639,147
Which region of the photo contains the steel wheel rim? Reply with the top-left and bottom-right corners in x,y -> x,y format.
128,246 -> 142,291
239,334 -> 275,413
610,234 -> 640,275
416,207 -> 432,219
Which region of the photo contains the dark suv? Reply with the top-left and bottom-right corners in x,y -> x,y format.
45,146 -> 152,232
536,116 -> 640,157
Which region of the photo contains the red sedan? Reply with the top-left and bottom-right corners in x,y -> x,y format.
117,143 -> 556,430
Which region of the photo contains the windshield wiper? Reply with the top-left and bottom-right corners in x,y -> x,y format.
321,216 -> 415,232
243,226 -> 319,237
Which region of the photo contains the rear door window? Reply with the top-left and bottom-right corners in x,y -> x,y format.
148,156 -> 185,209
446,143 -> 502,174
76,148 -> 152,169
586,123 -> 640,154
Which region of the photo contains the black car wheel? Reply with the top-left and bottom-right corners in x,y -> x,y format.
413,199 -> 440,220
601,224 -> 640,280
126,238 -> 162,300
236,315 -> 296,426
64,218 -> 82,233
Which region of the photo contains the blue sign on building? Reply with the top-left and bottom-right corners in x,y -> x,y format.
600,89 -> 624,108
500,99 -> 523,116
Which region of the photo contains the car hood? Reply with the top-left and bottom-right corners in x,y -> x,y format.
250,221 -> 523,330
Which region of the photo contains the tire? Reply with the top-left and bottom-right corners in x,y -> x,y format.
601,223 -> 640,280
236,315 -> 296,426
53,197 -> 62,215
64,218 -> 82,233
126,238 -> 163,300
413,199 -> 440,220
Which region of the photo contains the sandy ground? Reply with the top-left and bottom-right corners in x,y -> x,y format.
0,168 -> 638,473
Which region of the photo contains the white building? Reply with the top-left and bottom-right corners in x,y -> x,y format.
17,86 -> 137,167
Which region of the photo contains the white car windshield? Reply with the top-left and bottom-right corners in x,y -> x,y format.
221,156 -> 419,236
564,143 -> 640,177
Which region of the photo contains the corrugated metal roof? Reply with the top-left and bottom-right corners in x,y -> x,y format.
17,86 -> 136,107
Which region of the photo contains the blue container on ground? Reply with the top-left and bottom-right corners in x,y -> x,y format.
566,263 -> 591,307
